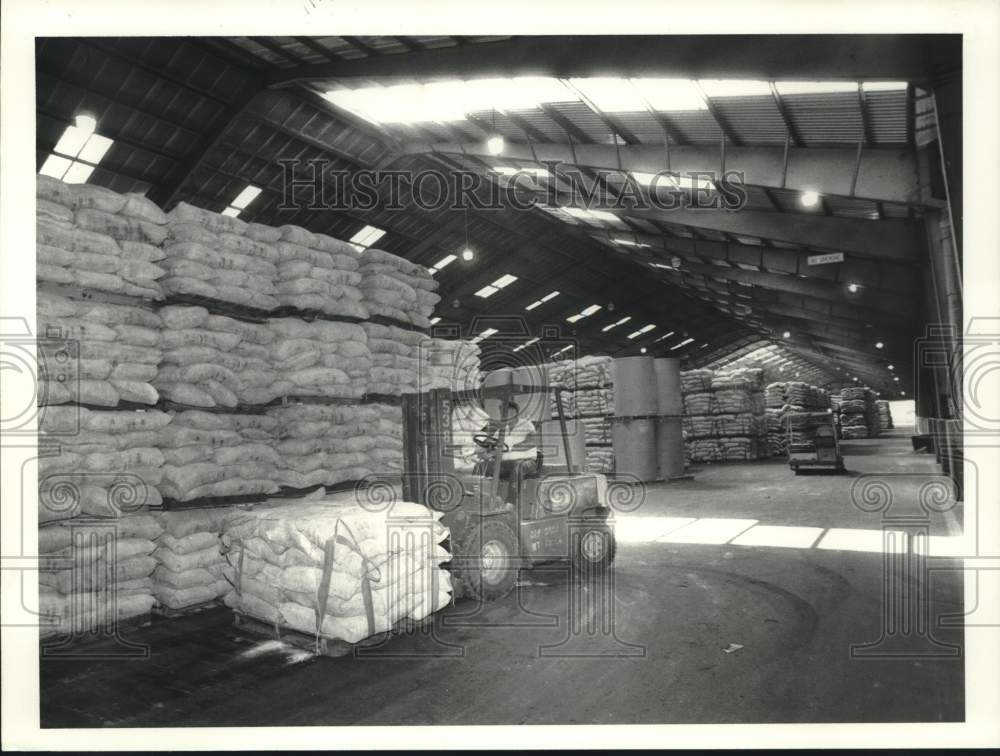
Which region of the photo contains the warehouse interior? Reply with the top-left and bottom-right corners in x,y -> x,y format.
34,35 -> 966,726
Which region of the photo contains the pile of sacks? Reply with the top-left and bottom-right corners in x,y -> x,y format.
837,387 -> 879,439
681,368 -> 766,463
267,403 -> 378,490
765,382 -> 786,410
152,509 -> 231,610
578,416 -> 612,445
680,369 -> 713,394
548,355 -> 613,389
787,411 -> 836,448
160,202 -> 280,311
359,248 -> 439,328
156,305 -> 284,407
762,381 -> 832,457
38,407 -> 168,523
37,177 -> 167,301
877,400 -> 894,430
363,323 -> 425,395
221,497 -> 453,644
273,225 -> 367,319
416,338 -> 481,392
764,410 -> 786,457
268,318 -> 371,400
550,387 -> 613,418
37,291 -> 162,407
157,410 -> 280,502
38,513 -> 161,637
371,404 -> 405,478
586,448 -> 615,474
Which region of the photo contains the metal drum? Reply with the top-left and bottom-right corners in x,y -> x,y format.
655,417 -> 685,480
612,416 -> 658,481
612,356 -> 658,417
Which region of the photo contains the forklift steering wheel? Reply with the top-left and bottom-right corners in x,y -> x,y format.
472,434 -> 510,453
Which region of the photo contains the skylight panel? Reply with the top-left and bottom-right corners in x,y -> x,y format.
525,290 -> 559,311
512,336 -> 541,353
698,79 -> 772,98
40,114 -> 115,185
429,254 -> 457,275
350,226 -> 385,249
626,324 -> 657,339
669,337 -> 695,351
555,345 -> 574,355
221,207 -> 242,218
775,81 -> 861,96
231,185 -> 263,210
654,331 -> 676,342
630,78 -> 707,111
429,317 -> 441,325
862,81 -> 908,92
612,238 -> 651,249
602,316 -> 632,332
493,166 -> 551,178
580,305 -> 602,317
568,78 -> 648,112
475,273 -> 519,298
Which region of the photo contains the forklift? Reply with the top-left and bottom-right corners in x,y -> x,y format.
401,378 -> 617,601
786,411 -> 845,474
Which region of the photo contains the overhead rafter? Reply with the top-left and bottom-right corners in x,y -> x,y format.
266,34 -> 953,87
400,140 -> 924,205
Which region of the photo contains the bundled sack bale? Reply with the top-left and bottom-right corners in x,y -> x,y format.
272,226 -> 366,319
680,369 -> 713,395
547,355 -> 613,390
765,382 -> 786,409
711,368 -> 764,392
36,291 -> 162,407
36,177 -> 168,301
221,497 -> 452,644
370,403 -> 404,476
585,448 -> 615,474
267,318 -> 371,400
266,403 -> 378,489
425,338 -> 481,391
155,306 -> 285,407
358,248 -> 438,328
37,407 -> 170,522
152,508 -> 234,609
156,410 -> 280,502
573,387 -> 613,416
161,202 -> 280,310
38,512 -> 160,634
765,409 -> 786,457
362,322 -> 426,396
877,400 -> 894,430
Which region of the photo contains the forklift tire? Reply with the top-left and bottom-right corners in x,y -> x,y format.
456,518 -> 519,602
571,520 -> 617,578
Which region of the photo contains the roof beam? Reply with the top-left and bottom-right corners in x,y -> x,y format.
266,34 -> 953,87
402,140 -> 923,205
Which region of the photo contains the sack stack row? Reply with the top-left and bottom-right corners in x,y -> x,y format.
546,357 -> 615,473
363,323 -> 426,396
38,513 -> 162,637
271,224 -> 366,319
37,292 -> 163,407
681,368 -> 767,463
763,381 -> 833,457
38,407 -> 170,523
221,498 -> 452,645
359,249 -> 440,329
37,178 -> 167,301
836,386 -> 880,439
877,400 -> 895,430
418,338 -> 483,392
152,509 -> 231,610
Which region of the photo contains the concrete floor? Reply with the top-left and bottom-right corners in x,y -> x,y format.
40,428 -> 964,726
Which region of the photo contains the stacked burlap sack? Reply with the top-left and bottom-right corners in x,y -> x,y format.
359,248 -> 439,328
36,291 -> 162,407
680,369 -> 713,394
551,387 -> 612,417
268,318 -> 371,400
160,202 -> 280,311
371,404 -> 405,477
680,368 -> 766,463
547,355 -> 613,389
837,386 -> 873,439
579,416 -> 613,445
585,448 -> 615,474
765,382 -> 786,410
152,508 -> 232,610
221,498 -> 453,644
266,403 -> 378,489
37,176 -> 167,301
156,410 -> 280,502
273,225 -> 367,319
155,305 -> 284,407
877,400 -> 894,430
427,338 -> 481,391
765,409 -> 786,457
38,407 -> 169,523
38,512 -> 161,637
363,323 -> 425,395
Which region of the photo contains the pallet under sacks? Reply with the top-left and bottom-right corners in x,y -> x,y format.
220,497 -> 452,651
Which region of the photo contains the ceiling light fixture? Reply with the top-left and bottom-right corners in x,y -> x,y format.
782,331 -> 791,339
801,191 -> 820,208
875,341 -> 884,349
847,283 -> 860,293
